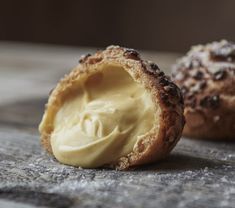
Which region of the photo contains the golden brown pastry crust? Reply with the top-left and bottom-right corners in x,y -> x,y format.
172,40 -> 235,140
40,46 -> 184,169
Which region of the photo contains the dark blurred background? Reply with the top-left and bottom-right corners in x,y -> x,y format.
1,0 -> 235,52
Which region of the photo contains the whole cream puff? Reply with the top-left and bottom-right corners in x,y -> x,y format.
172,40 -> 235,140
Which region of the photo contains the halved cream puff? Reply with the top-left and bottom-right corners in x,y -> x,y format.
39,46 -> 184,170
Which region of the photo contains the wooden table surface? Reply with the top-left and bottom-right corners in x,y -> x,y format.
0,42 -> 234,208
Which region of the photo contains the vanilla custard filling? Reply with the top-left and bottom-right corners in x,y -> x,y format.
51,65 -> 155,168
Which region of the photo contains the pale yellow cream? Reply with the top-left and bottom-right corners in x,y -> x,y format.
51,65 -> 155,168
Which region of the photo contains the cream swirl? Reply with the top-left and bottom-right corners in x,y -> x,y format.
50,65 -> 155,168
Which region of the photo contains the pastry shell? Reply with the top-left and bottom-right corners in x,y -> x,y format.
172,40 -> 235,140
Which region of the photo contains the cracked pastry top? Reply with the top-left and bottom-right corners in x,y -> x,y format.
172,40 -> 235,140
39,46 -> 184,170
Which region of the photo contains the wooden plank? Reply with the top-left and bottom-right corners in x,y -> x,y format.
0,42 -> 234,208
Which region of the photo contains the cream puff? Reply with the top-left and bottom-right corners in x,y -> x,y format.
172,40 -> 235,140
39,46 -> 184,169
